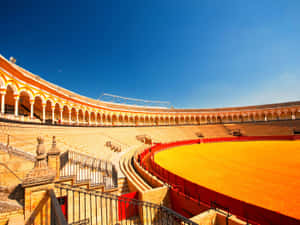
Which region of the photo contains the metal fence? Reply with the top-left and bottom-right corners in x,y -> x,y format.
55,183 -> 197,225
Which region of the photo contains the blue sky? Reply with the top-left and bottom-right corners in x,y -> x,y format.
1,0 -> 300,108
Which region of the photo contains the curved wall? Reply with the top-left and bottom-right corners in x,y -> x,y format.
0,54 -> 300,126
138,136 -> 300,225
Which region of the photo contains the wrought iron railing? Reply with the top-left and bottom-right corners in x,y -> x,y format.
55,183 -> 197,225
50,189 -> 68,225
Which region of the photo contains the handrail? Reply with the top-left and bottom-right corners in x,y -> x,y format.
49,189 -> 68,225
55,183 -> 198,225
0,162 -> 23,181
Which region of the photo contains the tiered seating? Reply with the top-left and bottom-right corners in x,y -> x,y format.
224,120 -> 300,136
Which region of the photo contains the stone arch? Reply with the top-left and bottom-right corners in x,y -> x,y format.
112,114 -> 117,125
242,114 -> 249,122
248,113 -> 254,122
18,88 -> 34,100
254,113 -> 261,121
62,105 -> 69,122
54,103 -> 60,122
124,115 -> 129,124
295,109 -> 300,120
175,116 -> 179,124
97,112 -> 101,123
282,110 -> 292,120
154,116 -> 159,125
33,95 -> 43,121
139,116 -> 145,125
264,112 -> 271,121
210,115 -> 216,124
232,114 -> 238,123
6,82 -> 18,95
90,112 -> 96,123
33,93 -> 45,105
106,114 -> 111,124
126,116 -> 131,125
149,116 -> 154,125
134,115 -> 139,125
5,84 -> 16,114
216,115 -> 222,124
180,116 -> 185,124
170,117 -> 174,125
102,114 -> 106,124
159,116 -> 164,125
195,116 -> 200,124
118,114 -> 123,124
78,109 -> 84,122
45,99 -> 53,122
71,108 -> 77,122
18,90 -> 31,117
85,111 -> 90,123
145,116 -> 150,125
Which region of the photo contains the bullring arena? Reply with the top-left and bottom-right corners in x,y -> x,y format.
0,54 -> 299,225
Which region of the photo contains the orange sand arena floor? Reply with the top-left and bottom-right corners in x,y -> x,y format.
154,140 -> 300,220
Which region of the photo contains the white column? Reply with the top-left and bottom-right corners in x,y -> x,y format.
292,113 -> 295,120
83,112 -> 85,125
69,111 -> 72,124
30,101 -> 34,119
76,111 -> 79,124
52,107 -> 55,124
42,104 -> 46,123
1,92 -> 5,114
14,96 -> 19,117
60,110 -> 63,123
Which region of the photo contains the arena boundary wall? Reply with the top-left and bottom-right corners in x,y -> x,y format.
138,135 -> 300,225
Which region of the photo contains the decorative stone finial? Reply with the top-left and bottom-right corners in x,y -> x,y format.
22,136 -> 55,187
36,136 -> 46,155
35,136 -> 47,168
48,136 -> 60,155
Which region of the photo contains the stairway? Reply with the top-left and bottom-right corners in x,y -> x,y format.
59,150 -> 118,190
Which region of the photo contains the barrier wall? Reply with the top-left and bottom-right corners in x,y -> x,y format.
139,135 -> 300,225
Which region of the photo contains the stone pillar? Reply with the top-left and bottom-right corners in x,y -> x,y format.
60,110 -> 63,123
47,136 -> 60,179
52,106 -> 55,124
87,112 -> 90,125
69,111 -> 72,124
22,137 -> 55,224
76,111 -> 79,124
14,95 -> 19,117
30,100 -> 34,119
42,104 -> 46,123
1,92 -> 5,114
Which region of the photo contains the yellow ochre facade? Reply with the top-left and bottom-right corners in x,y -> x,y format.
0,54 -> 299,126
